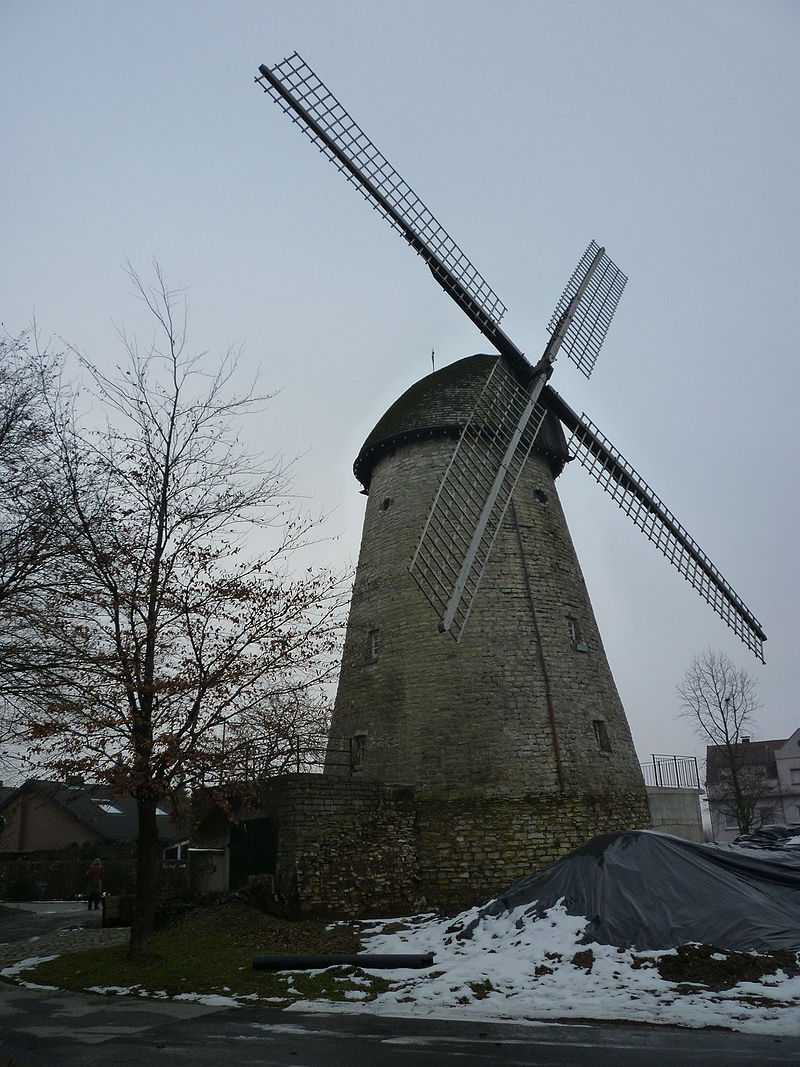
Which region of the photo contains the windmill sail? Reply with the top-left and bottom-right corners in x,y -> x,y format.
545,387 -> 767,662
409,361 -> 548,640
547,241 -> 628,379
409,244 -> 627,638
256,53 -> 527,375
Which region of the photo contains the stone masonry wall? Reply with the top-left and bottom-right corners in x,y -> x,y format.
218,775 -> 420,918
414,789 -> 653,912
280,777 -> 419,917
278,779 -> 651,916
193,774 -> 652,918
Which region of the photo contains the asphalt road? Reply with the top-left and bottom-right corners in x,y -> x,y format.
0,900 -> 100,942
2,986 -> 799,1067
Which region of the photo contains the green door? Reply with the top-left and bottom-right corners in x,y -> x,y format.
229,818 -> 278,891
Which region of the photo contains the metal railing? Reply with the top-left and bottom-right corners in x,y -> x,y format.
199,736 -> 360,787
640,754 -> 701,790
301,742 -> 356,775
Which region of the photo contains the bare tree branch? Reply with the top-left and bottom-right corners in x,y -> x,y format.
677,649 -> 764,834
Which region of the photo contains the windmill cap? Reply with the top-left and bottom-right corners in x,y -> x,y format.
353,354 -> 569,491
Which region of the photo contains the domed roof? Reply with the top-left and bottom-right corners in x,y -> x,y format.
354,354 -> 569,490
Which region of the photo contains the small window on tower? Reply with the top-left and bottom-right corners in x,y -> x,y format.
593,719 -> 612,752
567,616 -> 589,653
351,733 -> 367,770
367,629 -> 380,662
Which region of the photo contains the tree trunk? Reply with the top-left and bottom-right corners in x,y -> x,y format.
128,791 -> 160,960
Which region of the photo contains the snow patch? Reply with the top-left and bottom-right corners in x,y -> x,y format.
0,955 -> 59,976
173,991 -> 241,1008
284,902 -> 800,1035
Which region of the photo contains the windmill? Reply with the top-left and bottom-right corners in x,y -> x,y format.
254,55 -> 766,902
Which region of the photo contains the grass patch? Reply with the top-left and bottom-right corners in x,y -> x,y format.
17,899 -> 393,1004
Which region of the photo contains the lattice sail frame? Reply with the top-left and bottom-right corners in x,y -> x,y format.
567,413 -> 766,661
256,54 -> 506,326
409,361 -> 548,640
548,242 -> 628,379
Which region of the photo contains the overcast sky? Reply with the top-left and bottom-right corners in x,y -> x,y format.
3,0 -> 798,774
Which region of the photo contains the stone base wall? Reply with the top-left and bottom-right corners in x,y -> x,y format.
414,790 -> 652,912
193,775 -> 420,918
194,775 -> 651,918
275,776 -> 419,918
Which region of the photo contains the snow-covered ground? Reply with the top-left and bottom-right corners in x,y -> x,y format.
4,901 -> 800,1036
291,903 -> 800,1036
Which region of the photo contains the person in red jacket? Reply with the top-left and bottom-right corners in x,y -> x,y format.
86,858 -> 104,910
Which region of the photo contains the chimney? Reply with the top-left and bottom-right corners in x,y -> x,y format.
65,774 -> 85,786
741,736 -> 750,744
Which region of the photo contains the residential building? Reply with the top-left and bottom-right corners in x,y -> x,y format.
0,778 -> 184,853
706,728 -> 800,842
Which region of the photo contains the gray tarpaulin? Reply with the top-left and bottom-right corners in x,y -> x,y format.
466,830 -> 800,952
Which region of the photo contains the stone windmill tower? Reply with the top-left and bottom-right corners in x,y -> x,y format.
329,352 -> 643,801
256,55 -> 766,906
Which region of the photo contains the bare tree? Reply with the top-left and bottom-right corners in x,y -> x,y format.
18,267 -> 348,958
0,697 -> 21,778
0,330 -> 68,770
221,689 -> 333,780
677,649 -> 765,835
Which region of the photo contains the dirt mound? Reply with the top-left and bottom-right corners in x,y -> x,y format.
634,943 -> 800,991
